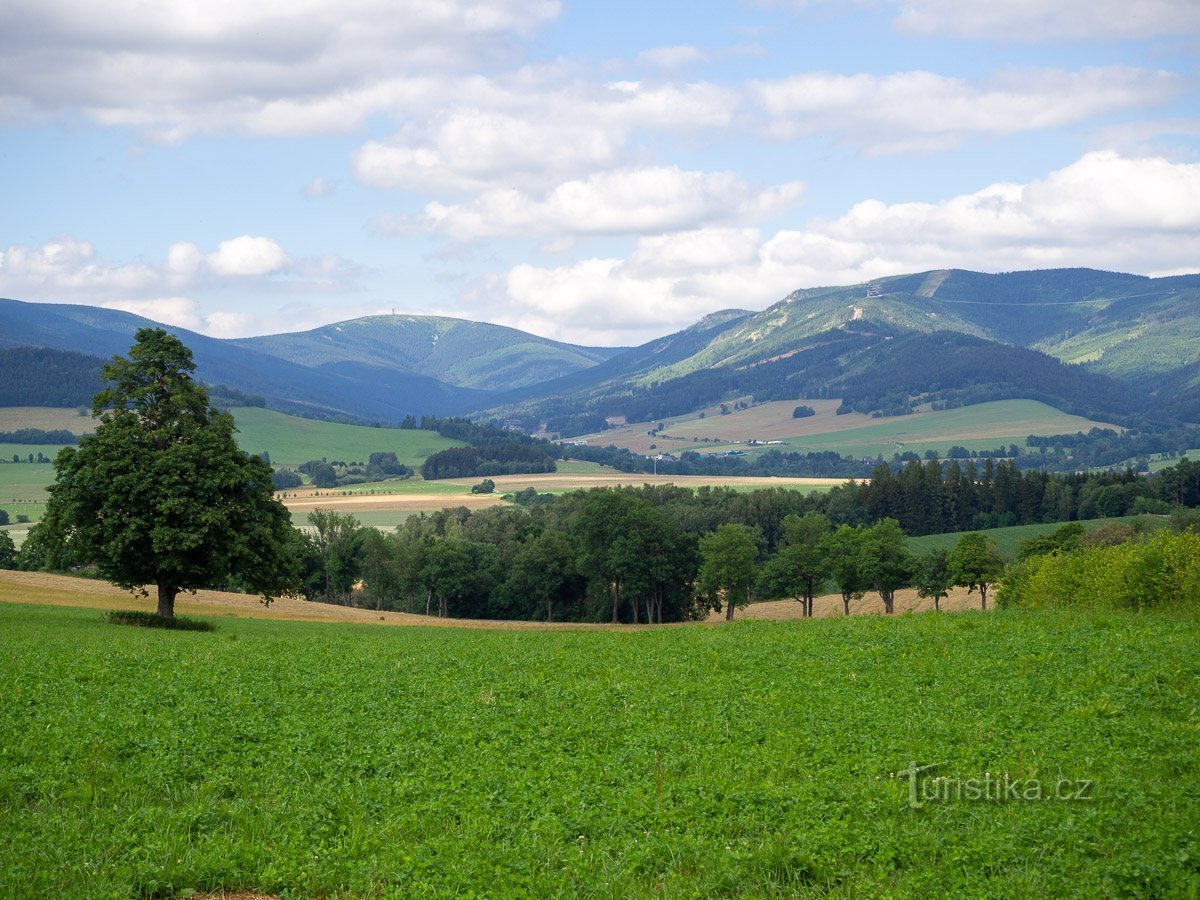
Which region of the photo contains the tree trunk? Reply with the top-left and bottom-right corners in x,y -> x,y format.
883,590 -> 894,614
842,594 -> 850,616
632,592 -> 639,624
980,585 -> 988,611
612,579 -> 620,624
547,598 -> 553,622
156,581 -> 177,620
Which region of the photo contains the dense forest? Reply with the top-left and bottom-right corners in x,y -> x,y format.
0,347 -> 107,407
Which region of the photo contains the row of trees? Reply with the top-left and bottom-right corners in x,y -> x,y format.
290,492 -> 1007,623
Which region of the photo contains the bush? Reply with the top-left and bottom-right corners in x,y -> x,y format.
996,530 -> 1200,613
792,405 -> 816,419
104,610 -> 216,631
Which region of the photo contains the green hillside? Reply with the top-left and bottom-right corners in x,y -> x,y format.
237,315 -> 621,393
229,408 -> 463,466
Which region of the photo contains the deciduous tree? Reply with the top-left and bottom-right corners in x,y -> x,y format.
41,328 -> 297,619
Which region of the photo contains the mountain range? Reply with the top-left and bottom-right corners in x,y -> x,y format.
2,267 -> 1198,427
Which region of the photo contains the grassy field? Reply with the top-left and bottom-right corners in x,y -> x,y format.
281,473 -> 845,530
783,400 -> 1120,458
0,463 -> 55,504
1,600 -> 1196,897
0,407 -> 94,434
578,399 -> 1121,459
227,407 -> 464,466
907,515 -> 1167,559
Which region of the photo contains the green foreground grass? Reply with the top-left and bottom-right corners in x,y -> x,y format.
1,602 -> 1196,897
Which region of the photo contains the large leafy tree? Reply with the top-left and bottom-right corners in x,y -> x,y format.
861,518 -> 915,614
824,524 -> 869,616
758,512 -> 831,618
697,523 -> 759,621
42,328 -> 298,619
947,531 -> 1006,610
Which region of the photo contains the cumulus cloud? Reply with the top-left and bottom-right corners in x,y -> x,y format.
893,0 -> 1200,40
466,152 -> 1200,344
354,62 -> 1174,197
752,66 -> 1179,153
353,78 -> 739,193
0,234 -> 353,310
769,0 -> 1200,40
0,0 -> 561,136
206,236 -> 290,276
380,167 -> 804,239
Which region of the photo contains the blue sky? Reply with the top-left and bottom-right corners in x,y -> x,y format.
1,0 -> 1198,346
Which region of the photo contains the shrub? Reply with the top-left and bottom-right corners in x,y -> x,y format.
996,530 -> 1200,613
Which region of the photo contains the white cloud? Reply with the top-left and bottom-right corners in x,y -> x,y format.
0,234 -> 352,310
0,0 -> 561,136
353,78 -> 739,193
467,152 -> 1200,344
894,0 -> 1200,40
752,66 -> 1179,153
385,167 -> 804,239
100,297 -> 206,331
206,236 -> 290,277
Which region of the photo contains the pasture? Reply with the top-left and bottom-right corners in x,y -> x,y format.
906,515 -> 1166,560
577,399 -> 1120,459
0,406 -> 94,434
282,472 -> 844,530
0,599 -> 1195,897
227,407 -> 464,466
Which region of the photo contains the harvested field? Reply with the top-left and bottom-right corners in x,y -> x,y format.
716,585 -> 982,621
0,570 -> 981,629
0,570 -> 629,630
280,473 -> 843,525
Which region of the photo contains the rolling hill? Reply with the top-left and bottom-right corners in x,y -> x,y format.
3,268 -> 1198,430
487,268 -> 1200,433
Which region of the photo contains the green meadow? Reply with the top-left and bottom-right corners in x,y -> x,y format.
906,515 -> 1167,560
227,407 -> 464,466
1,602 -> 1196,897
779,399 -> 1118,458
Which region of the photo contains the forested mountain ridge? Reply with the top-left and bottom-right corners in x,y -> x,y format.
3,267 -> 1198,427
233,314 -> 624,392
481,268 -> 1200,431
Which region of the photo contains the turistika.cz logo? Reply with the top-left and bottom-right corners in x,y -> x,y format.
892,762 -> 1096,809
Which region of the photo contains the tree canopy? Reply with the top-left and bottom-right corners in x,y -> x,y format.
41,328 -> 298,618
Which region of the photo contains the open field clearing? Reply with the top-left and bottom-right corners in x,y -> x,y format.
0,406 -> 94,434
907,515 -> 1166,559
0,463 -> 54,503
579,399 -> 874,455
0,570 -> 976,626
227,407 -> 463,466
282,473 -> 844,527
577,399 -> 1120,458
782,400 -> 1120,458
0,571 -> 607,629
711,585 -> 982,620
435,472 -> 846,493
1,600 -> 1196,896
